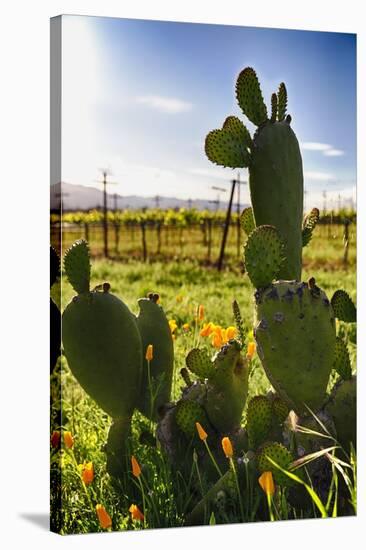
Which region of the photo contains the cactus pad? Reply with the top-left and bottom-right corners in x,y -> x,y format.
272,396 -> 289,423
244,225 -> 285,288
277,83 -> 287,122
331,290 -> 356,322
257,441 -> 294,486
136,296 -> 174,420
205,340 -> 249,432
270,93 -> 278,123
175,399 -> 207,437
254,280 -> 336,413
205,128 -> 251,168
223,116 -> 252,148
302,208 -> 320,247
326,376 -> 356,452
246,395 -> 273,449
333,337 -> 352,381
240,207 -> 255,237
232,300 -> 246,348
64,240 -> 91,294
186,348 -> 212,379
235,67 -> 268,126
62,291 -> 142,419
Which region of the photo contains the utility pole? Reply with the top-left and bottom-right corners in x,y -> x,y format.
95,169 -> 118,258
211,186 -> 226,212
154,195 -> 160,209
322,190 -> 327,217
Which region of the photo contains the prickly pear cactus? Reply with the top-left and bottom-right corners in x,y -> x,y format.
157,339 -> 249,476
254,279 -> 336,414
205,67 -> 303,280
62,240 -> 143,476
136,293 -> 174,420
62,242 -> 143,419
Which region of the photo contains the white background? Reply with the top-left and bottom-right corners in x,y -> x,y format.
0,1 -> 364,549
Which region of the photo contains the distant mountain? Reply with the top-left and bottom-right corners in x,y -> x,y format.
50,182 -> 246,212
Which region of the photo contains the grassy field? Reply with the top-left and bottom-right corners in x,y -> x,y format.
50,226 -> 357,534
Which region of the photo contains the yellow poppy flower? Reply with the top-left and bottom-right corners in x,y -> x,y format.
169,319 -> 178,334
224,326 -> 237,342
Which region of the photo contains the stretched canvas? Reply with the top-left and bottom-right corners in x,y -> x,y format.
50,15 -> 357,534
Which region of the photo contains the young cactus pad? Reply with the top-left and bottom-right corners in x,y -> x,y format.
257,441 -> 294,487
136,294 -> 174,420
205,339 -> 249,432
62,241 -> 143,419
246,395 -> 273,449
326,376 -> 356,452
244,225 -> 285,288
254,280 -> 336,414
205,67 -> 304,280
331,290 -> 356,322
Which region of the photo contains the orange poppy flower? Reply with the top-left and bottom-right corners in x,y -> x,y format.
96,504 -> 112,529
129,504 -> 144,522
221,436 -> 233,458
145,344 -> 153,361
246,341 -> 256,360
63,431 -> 74,449
200,322 -> 214,337
196,422 -> 208,441
81,462 -> 94,485
258,471 -> 275,496
131,455 -> 141,478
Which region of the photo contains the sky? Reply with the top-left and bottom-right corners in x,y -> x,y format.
60,15 -> 356,211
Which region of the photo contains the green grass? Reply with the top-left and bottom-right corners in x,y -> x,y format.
51,230 -> 357,534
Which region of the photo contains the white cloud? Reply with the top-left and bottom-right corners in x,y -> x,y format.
304,171 -> 336,182
136,95 -> 193,114
301,142 -> 345,157
323,149 -> 345,157
301,142 -> 332,151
